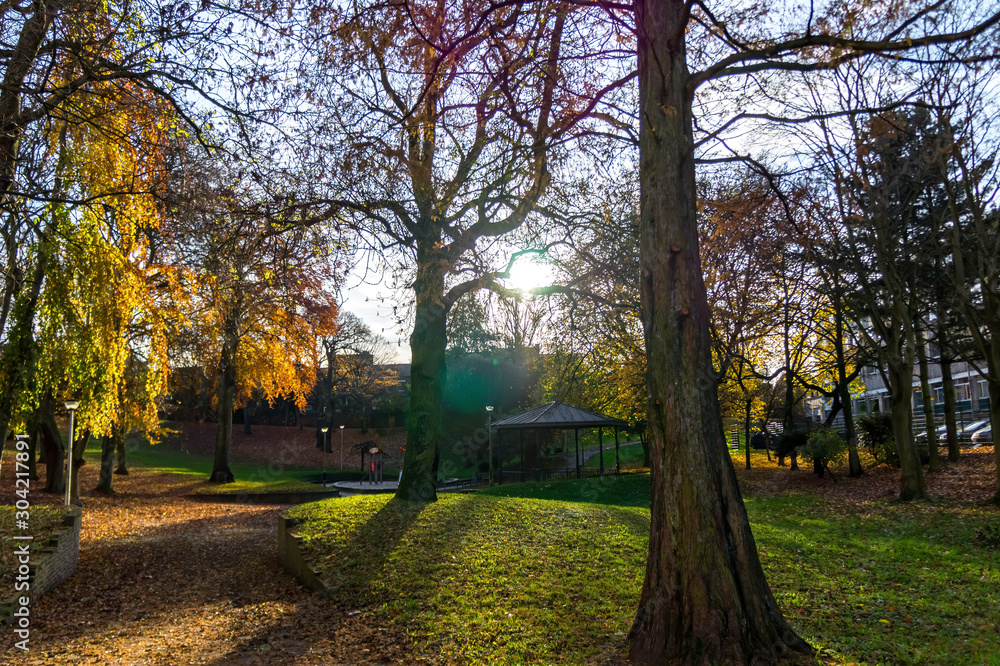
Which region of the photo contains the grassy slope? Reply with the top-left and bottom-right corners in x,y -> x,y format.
289,473 -> 1000,665
288,492 -> 648,664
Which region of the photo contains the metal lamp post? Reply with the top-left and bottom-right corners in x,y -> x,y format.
339,424 -> 345,471
321,426 -> 329,485
486,406 -> 494,486
64,400 -> 79,506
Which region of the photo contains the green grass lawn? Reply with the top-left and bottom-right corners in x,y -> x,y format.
88,438 -> 329,494
287,473 -> 1000,665
479,471 -> 650,507
582,442 -> 646,470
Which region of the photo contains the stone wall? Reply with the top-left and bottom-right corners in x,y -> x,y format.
1,507 -> 81,631
277,513 -> 333,598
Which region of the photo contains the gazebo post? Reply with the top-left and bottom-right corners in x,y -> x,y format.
520,432 -> 525,483
615,426 -> 620,474
575,429 -> 580,479
536,430 -> 541,481
599,427 -> 604,476
496,431 -> 503,485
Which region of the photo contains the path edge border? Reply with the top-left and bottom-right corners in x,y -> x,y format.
277,512 -> 334,598
1,506 -> 82,633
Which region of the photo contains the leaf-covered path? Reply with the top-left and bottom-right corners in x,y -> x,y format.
1,463 -> 413,664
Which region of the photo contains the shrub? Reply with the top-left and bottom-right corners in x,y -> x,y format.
975,524 -> 1000,550
855,412 -> 930,467
856,412 -> 896,466
773,430 -> 809,458
798,428 -> 847,478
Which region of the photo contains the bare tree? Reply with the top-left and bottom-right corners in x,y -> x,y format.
933,72 -> 1000,503
323,312 -> 399,431
277,0 -> 631,501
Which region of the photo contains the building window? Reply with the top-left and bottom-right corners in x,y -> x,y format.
934,386 -> 945,404
956,383 -> 971,402
978,380 -> 990,399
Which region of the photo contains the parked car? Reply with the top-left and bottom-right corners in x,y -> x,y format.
915,424 -> 948,441
957,419 -> 991,443
971,425 -> 993,447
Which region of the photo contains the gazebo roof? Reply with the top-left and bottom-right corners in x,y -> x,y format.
490,401 -> 628,430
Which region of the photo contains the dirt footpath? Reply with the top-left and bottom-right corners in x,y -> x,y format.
0,461 -> 414,665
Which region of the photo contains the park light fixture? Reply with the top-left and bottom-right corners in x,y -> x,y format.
64,400 -> 79,506
340,424 -> 345,471
486,406 -> 494,486
321,426 -> 329,485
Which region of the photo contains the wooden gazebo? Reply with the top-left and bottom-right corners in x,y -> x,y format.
489,401 -> 629,483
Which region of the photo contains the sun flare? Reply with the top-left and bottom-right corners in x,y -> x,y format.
504,253 -> 555,293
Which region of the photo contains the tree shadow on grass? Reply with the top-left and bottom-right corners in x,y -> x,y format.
479,472 -> 651,508
303,497 -> 430,603
212,494 -> 489,663
301,494 -> 491,604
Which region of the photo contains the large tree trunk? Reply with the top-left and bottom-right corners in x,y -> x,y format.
0,0 -> 59,199
987,376 -> 1000,505
37,397 -> 64,494
832,301 -> 862,477
940,355 -> 960,462
114,433 -> 129,475
396,250 -> 446,503
781,254 -> 799,472
69,428 -> 89,505
211,325 -> 239,483
0,237 -> 47,478
840,382 -> 861,477
0,0 -> 61,452
887,358 -> 926,501
95,427 -> 119,494
988,378 -> 1000,505
628,2 -> 810,661
915,331 -> 939,472
744,397 -> 752,470
26,407 -> 40,481
243,399 -> 254,435
985,325 -> 1000,505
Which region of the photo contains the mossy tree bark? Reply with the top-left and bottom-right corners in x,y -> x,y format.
628,0 -> 811,660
